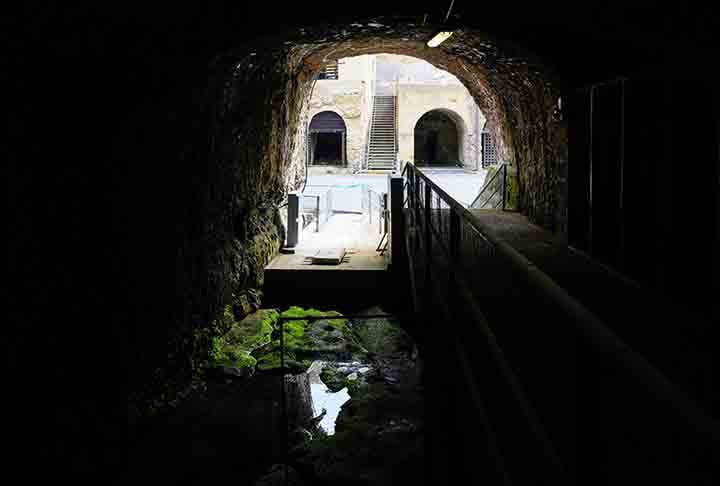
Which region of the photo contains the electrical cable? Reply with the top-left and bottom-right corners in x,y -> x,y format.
444,0 -> 455,23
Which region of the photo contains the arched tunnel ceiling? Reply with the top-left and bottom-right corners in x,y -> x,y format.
24,2 -> 718,87
216,18 -> 566,227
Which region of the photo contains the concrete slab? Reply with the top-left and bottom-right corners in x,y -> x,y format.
264,212 -> 388,306
310,248 -> 347,265
266,251 -> 386,271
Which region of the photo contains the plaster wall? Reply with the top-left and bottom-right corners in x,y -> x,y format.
396,84 -> 485,169
338,54 -> 375,82
307,80 -> 369,170
376,53 -> 462,85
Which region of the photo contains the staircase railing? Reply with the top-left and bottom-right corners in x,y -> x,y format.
362,81 -> 376,171
470,163 -> 507,209
393,82 -> 399,171
400,162 -> 718,483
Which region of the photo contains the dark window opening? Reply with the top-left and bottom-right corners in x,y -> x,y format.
318,60 -> 339,80
311,132 -> 345,165
308,111 -> 347,165
414,111 -> 460,166
482,131 -> 498,167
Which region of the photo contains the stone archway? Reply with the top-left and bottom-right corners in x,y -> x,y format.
413,109 -> 463,166
308,111 -> 347,165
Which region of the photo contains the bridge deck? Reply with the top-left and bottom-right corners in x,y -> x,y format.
468,209 -> 714,414
263,212 -> 388,307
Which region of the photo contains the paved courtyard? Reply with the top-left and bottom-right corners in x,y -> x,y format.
305,167 -> 487,207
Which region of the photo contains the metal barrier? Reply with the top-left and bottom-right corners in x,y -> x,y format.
301,194 -> 320,232
470,163 -> 507,209
401,162 -> 719,484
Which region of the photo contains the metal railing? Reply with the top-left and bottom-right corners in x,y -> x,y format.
401,163 -> 719,483
362,84 -> 375,171
301,190 -> 333,233
300,195 -> 320,232
470,163 -> 508,209
366,187 -> 386,234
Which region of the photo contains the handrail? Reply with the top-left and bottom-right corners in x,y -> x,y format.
363,81 -> 376,170
402,227 -> 514,485
394,82 -> 399,171
301,194 -> 321,232
470,163 -> 507,209
406,167 -> 566,477
405,163 -> 720,442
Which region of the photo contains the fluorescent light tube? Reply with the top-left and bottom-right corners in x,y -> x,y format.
427,31 -> 454,47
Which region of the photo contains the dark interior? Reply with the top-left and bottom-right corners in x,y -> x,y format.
10,2 -> 719,484
414,110 -> 460,165
312,132 -> 344,164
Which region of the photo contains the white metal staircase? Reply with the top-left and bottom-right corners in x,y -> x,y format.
366,96 -> 397,171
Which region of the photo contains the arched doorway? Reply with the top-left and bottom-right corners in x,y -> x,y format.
413,110 -> 462,166
308,111 -> 347,165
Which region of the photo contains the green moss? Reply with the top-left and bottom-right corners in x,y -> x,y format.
319,367 -> 346,392
208,307 -> 279,371
253,306 -> 362,372
255,351 -> 309,374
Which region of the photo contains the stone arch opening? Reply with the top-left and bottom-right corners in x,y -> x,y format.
413,109 -> 465,166
308,111 -> 347,165
204,17 -> 567,340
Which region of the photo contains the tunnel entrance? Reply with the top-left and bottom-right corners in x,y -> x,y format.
309,111 -> 346,165
414,109 -> 461,166
131,21 -> 571,482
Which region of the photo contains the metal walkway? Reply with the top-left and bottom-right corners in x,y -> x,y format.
399,163 -> 718,484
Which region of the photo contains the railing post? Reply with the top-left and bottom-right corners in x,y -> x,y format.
501,164 -> 507,211
286,191 -> 301,248
382,192 -> 388,234
315,195 -> 320,232
410,167 -> 417,214
389,174 -> 404,267
424,181 -> 433,290
450,208 -> 461,264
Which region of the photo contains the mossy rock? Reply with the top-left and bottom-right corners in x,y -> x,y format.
353,318 -> 413,356
300,381 -> 423,484
209,307 -> 279,372
253,307 -> 368,373
226,308 -> 278,350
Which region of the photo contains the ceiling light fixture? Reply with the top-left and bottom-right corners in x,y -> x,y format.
427,31 -> 454,47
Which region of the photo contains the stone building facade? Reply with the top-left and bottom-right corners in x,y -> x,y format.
299,54 -> 491,172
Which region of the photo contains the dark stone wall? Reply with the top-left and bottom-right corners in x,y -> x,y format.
10,4 -> 717,481
114,19 -> 569,421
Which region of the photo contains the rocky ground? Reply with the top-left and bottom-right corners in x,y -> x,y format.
123,305 -> 423,486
